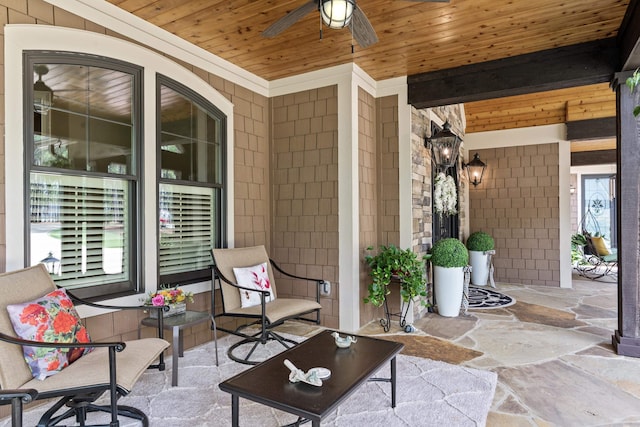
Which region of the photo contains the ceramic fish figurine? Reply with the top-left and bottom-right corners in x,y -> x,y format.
284,359 -> 322,386
331,331 -> 357,348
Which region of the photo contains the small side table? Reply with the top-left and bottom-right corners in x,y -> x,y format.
140,310 -> 211,386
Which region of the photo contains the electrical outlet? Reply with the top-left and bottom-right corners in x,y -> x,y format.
320,280 -> 331,296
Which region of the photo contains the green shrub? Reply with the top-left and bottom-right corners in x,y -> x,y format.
364,245 -> 427,307
430,238 -> 468,268
466,231 -> 495,252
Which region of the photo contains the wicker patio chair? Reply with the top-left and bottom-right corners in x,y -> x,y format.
574,234 -> 618,280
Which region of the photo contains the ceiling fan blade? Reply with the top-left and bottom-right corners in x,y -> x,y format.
349,6 -> 378,48
406,0 -> 450,2
262,0 -> 318,38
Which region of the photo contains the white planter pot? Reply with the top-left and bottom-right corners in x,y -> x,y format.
433,266 -> 464,317
469,250 -> 490,286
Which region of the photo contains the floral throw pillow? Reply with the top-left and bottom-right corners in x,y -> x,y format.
7,288 -> 92,380
233,262 -> 276,308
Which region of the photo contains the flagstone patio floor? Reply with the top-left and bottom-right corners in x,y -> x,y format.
282,273 -> 640,426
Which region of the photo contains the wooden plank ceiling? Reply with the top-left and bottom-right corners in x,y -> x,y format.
107,0 -> 629,81
464,83 -> 616,133
106,0 -> 628,138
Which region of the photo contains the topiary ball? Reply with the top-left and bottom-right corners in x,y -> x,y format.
430,238 -> 469,268
466,231 -> 495,252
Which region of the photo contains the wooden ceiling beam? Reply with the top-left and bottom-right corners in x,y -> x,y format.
407,38 -> 619,109
618,0 -> 640,69
566,117 -> 617,141
571,150 -> 617,166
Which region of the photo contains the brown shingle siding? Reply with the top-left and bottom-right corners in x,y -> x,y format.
469,143 -> 560,286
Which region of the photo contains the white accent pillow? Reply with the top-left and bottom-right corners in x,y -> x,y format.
233,262 -> 276,308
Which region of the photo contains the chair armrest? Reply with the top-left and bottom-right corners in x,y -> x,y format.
0,389 -> 38,404
0,331 -> 126,352
64,288 -> 169,339
269,260 -> 329,301
269,259 -> 327,285
64,288 -> 168,313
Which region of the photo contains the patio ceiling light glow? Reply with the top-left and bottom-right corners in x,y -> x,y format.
464,153 -> 487,187
320,0 -> 355,29
425,121 -> 462,171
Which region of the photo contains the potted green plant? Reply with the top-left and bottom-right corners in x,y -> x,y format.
571,232 -> 589,266
364,245 -> 426,308
466,231 -> 495,286
430,238 -> 468,317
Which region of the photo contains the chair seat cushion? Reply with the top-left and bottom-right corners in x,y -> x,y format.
227,298 -> 321,324
7,288 -> 92,380
590,236 -> 611,256
19,338 -> 169,395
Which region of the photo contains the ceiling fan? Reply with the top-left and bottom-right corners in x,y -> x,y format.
262,0 -> 450,48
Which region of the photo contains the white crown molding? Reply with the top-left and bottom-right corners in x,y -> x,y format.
464,124 -> 567,151
45,0 -> 270,96
269,63 -> 355,96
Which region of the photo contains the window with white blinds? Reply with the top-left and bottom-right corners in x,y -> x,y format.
30,173 -> 132,291
158,76 -> 225,284
159,183 -> 216,275
26,53 -> 141,299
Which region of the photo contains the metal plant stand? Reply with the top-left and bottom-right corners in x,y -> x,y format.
380,296 -> 412,332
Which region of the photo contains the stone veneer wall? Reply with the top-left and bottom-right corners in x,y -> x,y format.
271,87 -> 339,328
0,5 -> 272,415
410,105 -> 467,258
409,105 -> 466,316
411,108 -> 433,255
469,144 -> 560,286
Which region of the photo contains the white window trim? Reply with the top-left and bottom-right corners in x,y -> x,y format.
5,25 -> 234,315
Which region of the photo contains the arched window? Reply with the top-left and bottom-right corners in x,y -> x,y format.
25,52 -> 142,298
23,51 -> 228,299
157,75 -> 226,285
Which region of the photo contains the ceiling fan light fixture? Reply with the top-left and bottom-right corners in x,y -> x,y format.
320,0 -> 355,29
33,65 -> 53,115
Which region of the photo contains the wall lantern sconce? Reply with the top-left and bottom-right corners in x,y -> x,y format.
424,121 -> 462,171
33,65 -> 53,115
40,251 -> 60,275
463,153 -> 487,187
320,0 -> 355,29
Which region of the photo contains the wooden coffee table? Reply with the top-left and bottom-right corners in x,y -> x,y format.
219,329 -> 404,426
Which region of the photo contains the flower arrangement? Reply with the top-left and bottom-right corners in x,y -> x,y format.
145,285 -> 194,306
434,172 -> 457,217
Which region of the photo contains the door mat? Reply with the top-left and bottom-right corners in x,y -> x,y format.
468,285 -> 516,309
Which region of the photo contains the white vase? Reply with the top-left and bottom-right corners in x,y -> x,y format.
433,266 -> 464,317
469,250 -> 490,286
